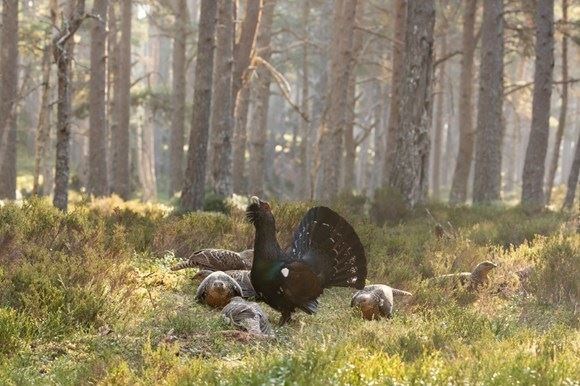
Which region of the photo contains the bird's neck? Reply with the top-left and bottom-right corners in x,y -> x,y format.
253,222 -> 283,262
470,269 -> 488,284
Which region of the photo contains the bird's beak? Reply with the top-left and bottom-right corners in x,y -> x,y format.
250,196 -> 260,205
489,262 -> 498,268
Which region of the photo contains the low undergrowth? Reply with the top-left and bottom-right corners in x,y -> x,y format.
0,197 -> 577,385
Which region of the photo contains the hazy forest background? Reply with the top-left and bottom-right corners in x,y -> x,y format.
0,0 -> 578,211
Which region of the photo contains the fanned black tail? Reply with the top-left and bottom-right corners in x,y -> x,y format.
288,206 -> 367,289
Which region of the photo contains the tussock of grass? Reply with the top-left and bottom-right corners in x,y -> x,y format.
0,197 -> 578,384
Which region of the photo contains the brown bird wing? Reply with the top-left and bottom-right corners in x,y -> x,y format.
225,270 -> 257,298
222,298 -> 273,335
172,249 -> 250,271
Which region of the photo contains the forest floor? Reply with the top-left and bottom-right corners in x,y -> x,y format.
0,195 -> 578,385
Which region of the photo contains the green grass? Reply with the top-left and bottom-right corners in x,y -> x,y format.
0,197 -> 578,385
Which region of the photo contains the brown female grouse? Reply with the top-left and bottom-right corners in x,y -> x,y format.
246,196 -> 367,325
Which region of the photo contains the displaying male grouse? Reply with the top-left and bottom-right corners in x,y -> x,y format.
246,196 -> 367,325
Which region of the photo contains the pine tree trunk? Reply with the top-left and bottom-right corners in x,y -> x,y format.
563,127 -> 580,210
232,85 -> 250,194
449,0 -> 477,204
472,0 -> 504,204
181,0 -> 218,211
294,0 -> 310,199
41,124 -> 55,197
521,0 -> 554,209
343,72 -> 357,193
111,0 -> 132,200
231,0 -> 261,195
0,0 -> 19,199
169,0 -> 189,197
545,0 -> 568,205
388,0 -> 435,208
342,0 -> 364,193
107,1 -> 118,190
209,0 -> 235,197
33,25 -> 54,196
137,114 -> 157,202
232,0 -> 262,103
88,0 -> 109,197
248,0 -> 276,197
432,35 -> 447,201
383,0 -> 406,183
40,0 -> 57,199
53,0 -> 87,211
371,81 -> 385,192
316,0 -> 358,201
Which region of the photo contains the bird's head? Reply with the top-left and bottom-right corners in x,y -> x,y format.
472,261 -> 497,276
351,293 -> 379,320
211,279 -> 228,294
246,196 -> 275,226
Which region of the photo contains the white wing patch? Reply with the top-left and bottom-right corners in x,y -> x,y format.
281,268 -> 289,277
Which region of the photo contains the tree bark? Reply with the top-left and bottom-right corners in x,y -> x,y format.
294,0 -> 310,199
232,0 -> 262,103
388,0 -> 435,208
111,0 -> 132,200
232,85 -> 250,194
432,34 -> 447,201
316,0 -> 358,201
449,0 -> 477,205
88,0 -> 109,197
107,1 -> 118,190
52,0 -> 87,211
33,49 -> 52,197
371,81 -> 385,192
0,0 -> 19,199
169,0 -> 189,197
342,0 -> 364,193
545,0 -> 568,205
382,0 -> 406,183
472,0 -> 504,204
209,0 -> 235,197
181,0 -> 218,211
231,0 -> 263,195
248,0 -> 276,197
137,114 -> 157,202
562,126 -> 580,210
521,0 -> 554,209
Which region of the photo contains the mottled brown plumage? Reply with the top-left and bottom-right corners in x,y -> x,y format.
351,285 -> 412,320
171,248 -> 253,271
196,271 -> 243,308
222,296 -> 273,336
433,261 -> 497,291
195,269 -> 257,299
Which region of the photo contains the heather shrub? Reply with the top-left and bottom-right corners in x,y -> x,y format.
0,308 -> 33,354
370,186 -> 408,225
0,199 -> 141,343
528,234 -> 579,309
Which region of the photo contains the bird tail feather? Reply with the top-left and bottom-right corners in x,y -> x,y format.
392,288 -> 413,297
171,260 -> 197,271
289,206 -> 367,289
